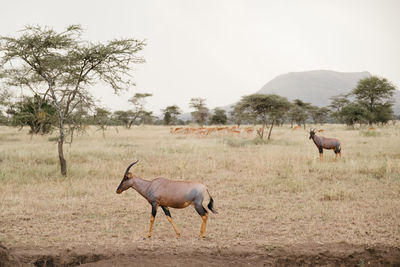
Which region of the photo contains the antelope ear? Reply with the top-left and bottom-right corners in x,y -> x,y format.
127,173 -> 134,179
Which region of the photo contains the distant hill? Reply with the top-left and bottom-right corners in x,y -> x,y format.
257,70 -> 370,106
256,70 -> 400,114
179,70 -> 400,120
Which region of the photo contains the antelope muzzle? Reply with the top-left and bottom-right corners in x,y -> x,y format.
116,180 -> 124,194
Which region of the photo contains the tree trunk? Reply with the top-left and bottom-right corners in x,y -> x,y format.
57,110 -> 67,175
258,123 -> 265,139
49,83 -> 67,176
267,120 -> 274,140
58,136 -> 67,176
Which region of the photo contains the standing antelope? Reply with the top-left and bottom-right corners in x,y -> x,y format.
116,160 -> 217,238
309,129 -> 342,160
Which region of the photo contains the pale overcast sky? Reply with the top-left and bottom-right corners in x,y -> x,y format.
1,0 -> 399,114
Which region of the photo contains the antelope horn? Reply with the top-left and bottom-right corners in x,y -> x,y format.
125,160 -> 139,175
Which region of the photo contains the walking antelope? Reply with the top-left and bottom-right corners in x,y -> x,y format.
309,129 -> 341,160
116,160 -> 217,238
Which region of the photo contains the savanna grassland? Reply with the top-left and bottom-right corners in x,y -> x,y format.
0,124 -> 400,266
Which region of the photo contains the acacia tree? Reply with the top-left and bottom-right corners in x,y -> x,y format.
209,108 -> 228,125
288,99 -> 311,129
339,103 -> 367,127
161,105 -> 181,125
0,25 -> 146,175
114,110 -> 134,128
329,94 -> 351,123
352,76 -> 396,125
127,93 -> 152,127
92,107 -> 111,137
230,102 -> 255,127
308,106 -> 330,125
189,97 -> 209,126
238,94 -> 290,139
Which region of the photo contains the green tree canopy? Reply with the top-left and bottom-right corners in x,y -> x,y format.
230,101 -> 256,127
339,103 -> 367,127
161,105 -> 181,125
114,110 -> 135,128
352,76 -> 396,124
308,106 -> 330,125
209,108 -> 228,125
7,94 -> 57,134
287,99 -> 311,129
189,97 -> 209,126
127,93 -> 152,127
92,107 -> 111,136
238,94 -> 290,139
329,94 -> 351,123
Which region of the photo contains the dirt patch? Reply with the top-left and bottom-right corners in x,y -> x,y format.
12,250 -> 109,267
7,243 -> 400,267
0,242 -> 20,267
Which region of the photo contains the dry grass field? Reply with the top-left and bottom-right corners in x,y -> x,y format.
1,124 -> 400,266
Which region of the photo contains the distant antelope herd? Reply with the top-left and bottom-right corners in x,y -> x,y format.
169,126 -> 257,137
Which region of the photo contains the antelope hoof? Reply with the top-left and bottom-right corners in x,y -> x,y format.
175,233 -> 181,238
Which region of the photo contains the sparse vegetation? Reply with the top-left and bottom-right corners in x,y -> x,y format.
0,124 -> 399,258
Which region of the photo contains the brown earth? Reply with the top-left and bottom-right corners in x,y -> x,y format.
1,242 -> 399,267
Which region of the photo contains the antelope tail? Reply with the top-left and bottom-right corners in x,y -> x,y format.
206,189 -> 218,214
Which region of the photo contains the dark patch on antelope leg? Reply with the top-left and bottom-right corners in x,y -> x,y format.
336,145 -> 342,159
319,146 -> 323,160
161,206 -> 171,217
151,202 -> 158,218
194,203 -> 208,217
161,206 -> 180,237
145,202 -> 158,239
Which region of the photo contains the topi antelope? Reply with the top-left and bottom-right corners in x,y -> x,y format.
309,129 -> 342,160
116,160 -> 217,238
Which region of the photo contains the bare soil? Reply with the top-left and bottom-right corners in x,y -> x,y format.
1,242 -> 399,267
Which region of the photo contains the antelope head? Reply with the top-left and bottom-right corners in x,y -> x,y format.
309,128 -> 316,140
116,160 -> 139,194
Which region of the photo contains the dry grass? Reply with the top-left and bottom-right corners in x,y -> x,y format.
0,124 -> 399,253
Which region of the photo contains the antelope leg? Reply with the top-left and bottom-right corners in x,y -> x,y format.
146,203 -> 158,238
200,214 -> 208,238
318,147 -> 323,161
161,206 -> 180,238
